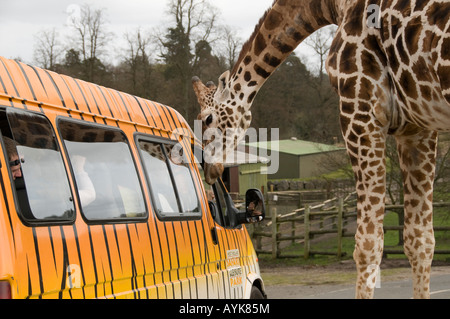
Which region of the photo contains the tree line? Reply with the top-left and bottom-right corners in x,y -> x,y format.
31,0 -> 341,144
25,0 -> 450,202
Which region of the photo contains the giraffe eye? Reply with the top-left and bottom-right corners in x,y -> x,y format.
205,114 -> 213,126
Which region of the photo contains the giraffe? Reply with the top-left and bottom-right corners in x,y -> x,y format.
192,0 -> 450,298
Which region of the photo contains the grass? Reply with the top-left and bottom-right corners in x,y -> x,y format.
260,269 -> 356,286
269,166 -> 352,184
258,204 -> 450,270
383,207 -> 450,262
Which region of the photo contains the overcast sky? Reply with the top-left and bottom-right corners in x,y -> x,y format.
0,0 -> 319,69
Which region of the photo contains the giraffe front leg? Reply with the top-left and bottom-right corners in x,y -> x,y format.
396,130 -> 437,299
340,114 -> 388,299
352,154 -> 386,299
353,205 -> 385,299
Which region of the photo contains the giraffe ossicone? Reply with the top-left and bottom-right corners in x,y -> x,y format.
193,0 -> 450,298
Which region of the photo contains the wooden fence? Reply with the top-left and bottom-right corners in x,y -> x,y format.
248,192 -> 450,259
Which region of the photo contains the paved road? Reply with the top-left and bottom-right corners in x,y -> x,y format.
265,273 -> 450,299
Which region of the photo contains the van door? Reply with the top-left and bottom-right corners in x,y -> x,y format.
201,167 -> 257,298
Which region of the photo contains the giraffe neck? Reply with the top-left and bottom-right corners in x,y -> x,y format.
228,0 -> 342,110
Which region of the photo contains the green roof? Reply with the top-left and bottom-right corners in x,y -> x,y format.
247,138 -> 345,156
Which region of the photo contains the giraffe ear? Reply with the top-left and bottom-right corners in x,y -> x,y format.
214,71 -> 230,103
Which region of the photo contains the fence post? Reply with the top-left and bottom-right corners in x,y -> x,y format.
337,198 -> 343,258
291,220 -> 295,245
271,205 -> 278,259
304,205 -> 310,259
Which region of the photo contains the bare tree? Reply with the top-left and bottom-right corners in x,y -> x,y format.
158,0 -> 222,64
168,0 -> 219,42
303,25 -> 336,83
123,28 -> 153,97
33,28 -> 62,70
219,26 -> 243,70
156,0 -> 223,121
67,4 -> 111,81
297,25 -> 340,143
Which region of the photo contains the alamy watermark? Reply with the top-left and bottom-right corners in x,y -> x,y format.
366,264 -> 381,289
367,4 -> 381,28
66,264 -> 81,289
169,120 -> 280,175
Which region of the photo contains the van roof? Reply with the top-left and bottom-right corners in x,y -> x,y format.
0,56 -> 198,144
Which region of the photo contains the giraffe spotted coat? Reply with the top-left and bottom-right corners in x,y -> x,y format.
192,0 -> 450,298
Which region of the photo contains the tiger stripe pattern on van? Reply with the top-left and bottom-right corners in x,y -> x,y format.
0,56 -> 260,299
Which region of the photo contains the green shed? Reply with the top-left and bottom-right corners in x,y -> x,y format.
223,150 -> 269,197
247,138 -> 346,180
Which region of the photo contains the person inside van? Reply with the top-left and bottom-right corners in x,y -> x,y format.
71,155 -> 96,207
3,136 -> 96,207
3,137 -> 23,180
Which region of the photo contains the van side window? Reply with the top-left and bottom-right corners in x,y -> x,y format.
1,108 -> 75,223
59,120 -> 146,222
137,138 -> 200,221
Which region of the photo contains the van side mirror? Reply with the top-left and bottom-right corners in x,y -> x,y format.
236,189 -> 265,224
222,186 -> 266,228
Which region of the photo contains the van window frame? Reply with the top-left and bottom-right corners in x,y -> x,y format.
135,133 -> 202,222
0,107 -> 76,227
193,147 -> 237,229
56,117 -> 148,225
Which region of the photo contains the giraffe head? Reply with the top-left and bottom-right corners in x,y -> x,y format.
192,71 -> 253,185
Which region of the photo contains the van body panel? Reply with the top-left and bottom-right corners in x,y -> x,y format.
0,56 -> 264,299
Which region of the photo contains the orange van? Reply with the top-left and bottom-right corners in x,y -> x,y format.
0,56 -> 266,299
